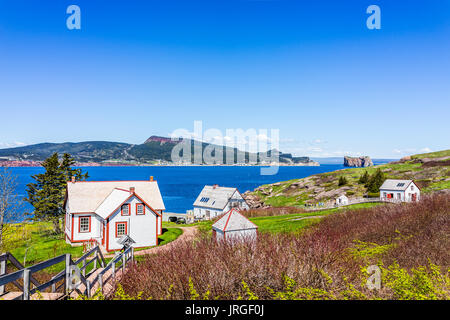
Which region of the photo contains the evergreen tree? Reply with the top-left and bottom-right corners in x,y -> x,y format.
359,171 -> 369,184
25,153 -> 88,233
366,169 -> 385,193
338,176 -> 348,186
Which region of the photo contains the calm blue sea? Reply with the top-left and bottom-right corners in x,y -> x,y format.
8,163 -> 385,219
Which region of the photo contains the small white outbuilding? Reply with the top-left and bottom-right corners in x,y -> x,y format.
335,194 -> 349,206
211,208 -> 258,242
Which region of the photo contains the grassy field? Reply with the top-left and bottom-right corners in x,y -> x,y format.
158,227 -> 183,246
6,222 -> 84,268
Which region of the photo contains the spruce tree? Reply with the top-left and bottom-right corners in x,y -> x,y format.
25,153 -> 88,233
359,171 -> 369,184
366,169 -> 385,193
338,176 -> 348,186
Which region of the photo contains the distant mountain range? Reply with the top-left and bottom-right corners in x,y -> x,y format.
0,136 -> 319,166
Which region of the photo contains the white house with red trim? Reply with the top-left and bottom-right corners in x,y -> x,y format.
64,177 -> 165,252
193,185 -> 249,220
212,208 -> 258,242
379,179 -> 421,202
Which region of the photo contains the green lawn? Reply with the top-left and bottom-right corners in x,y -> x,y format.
6,222 -> 84,269
158,227 -> 183,246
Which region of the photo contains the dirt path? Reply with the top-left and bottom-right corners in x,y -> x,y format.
103,226 -> 198,258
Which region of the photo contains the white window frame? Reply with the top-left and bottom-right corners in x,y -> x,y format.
136,203 -> 145,215
79,217 -> 90,233
116,222 -> 126,237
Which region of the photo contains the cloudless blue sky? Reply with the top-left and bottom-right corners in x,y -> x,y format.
0,0 -> 449,158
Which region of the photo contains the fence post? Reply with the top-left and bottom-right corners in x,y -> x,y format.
23,269 -> 30,300
122,253 -> 126,272
0,258 -> 6,295
112,261 -> 115,279
65,254 -> 71,295
98,273 -> 103,295
82,258 -> 86,277
86,280 -> 91,298
131,247 -> 134,264
93,250 -> 97,271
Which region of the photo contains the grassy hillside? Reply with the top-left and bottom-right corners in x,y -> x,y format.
247,149 -> 450,207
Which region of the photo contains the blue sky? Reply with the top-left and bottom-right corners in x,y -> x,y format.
0,0 -> 449,158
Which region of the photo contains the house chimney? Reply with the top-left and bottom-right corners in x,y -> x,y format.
150,176 -> 154,181
130,187 -> 135,193
213,184 -> 218,189
71,176 -> 75,183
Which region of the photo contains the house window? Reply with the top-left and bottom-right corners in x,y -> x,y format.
397,193 -> 401,199
383,192 -> 387,198
116,222 -> 127,237
411,185 -> 414,191
136,203 -> 145,215
121,204 -> 130,216
79,217 -> 90,233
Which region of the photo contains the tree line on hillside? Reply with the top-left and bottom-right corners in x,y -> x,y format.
336,169 -> 385,196
359,169 -> 385,194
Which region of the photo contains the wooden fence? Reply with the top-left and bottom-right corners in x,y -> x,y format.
0,245 -> 134,300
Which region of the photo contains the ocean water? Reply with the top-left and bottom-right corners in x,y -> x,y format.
10,164 -> 347,218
